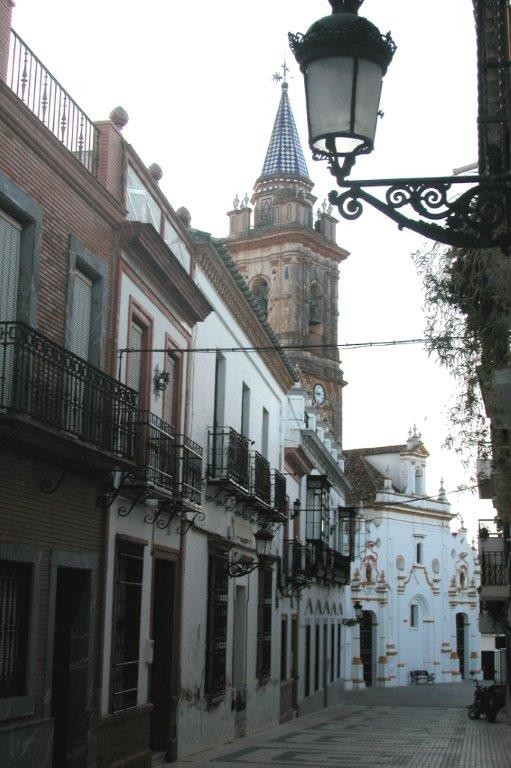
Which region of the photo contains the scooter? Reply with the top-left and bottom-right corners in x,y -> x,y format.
467,678 -> 506,722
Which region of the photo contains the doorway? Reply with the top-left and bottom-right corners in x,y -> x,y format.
291,615 -> 298,709
150,558 -> 176,759
51,568 -> 91,768
232,585 -> 247,709
360,611 -> 374,687
456,613 -> 468,679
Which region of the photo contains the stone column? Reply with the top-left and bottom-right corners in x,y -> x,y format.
0,0 -> 14,84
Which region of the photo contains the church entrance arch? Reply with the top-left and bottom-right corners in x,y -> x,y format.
360,610 -> 376,687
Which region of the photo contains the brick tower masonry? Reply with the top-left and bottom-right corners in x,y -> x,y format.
224,80 -> 349,444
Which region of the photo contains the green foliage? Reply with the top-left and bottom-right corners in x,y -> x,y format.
414,244 -> 510,466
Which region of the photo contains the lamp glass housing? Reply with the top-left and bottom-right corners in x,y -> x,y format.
305,55 -> 383,157
255,529 -> 273,557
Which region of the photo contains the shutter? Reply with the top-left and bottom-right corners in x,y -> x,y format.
70,270 -> 92,359
127,321 -> 144,392
162,355 -> 176,426
0,211 -> 21,323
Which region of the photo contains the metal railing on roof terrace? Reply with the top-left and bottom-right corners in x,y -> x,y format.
8,30 -> 99,176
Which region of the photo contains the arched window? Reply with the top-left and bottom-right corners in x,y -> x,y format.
460,570 -> 466,589
309,284 -> 322,326
416,543 -> 423,564
252,277 -> 269,317
415,467 -> 423,495
410,603 -> 419,628
365,564 -> 372,583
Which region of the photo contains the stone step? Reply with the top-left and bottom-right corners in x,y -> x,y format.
151,752 -> 167,768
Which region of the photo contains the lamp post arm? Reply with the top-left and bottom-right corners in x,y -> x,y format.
328,174 -> 511,250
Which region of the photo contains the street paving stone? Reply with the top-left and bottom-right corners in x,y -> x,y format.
174,683 -> 511,768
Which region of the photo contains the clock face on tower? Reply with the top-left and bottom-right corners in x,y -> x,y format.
313,383 -> 326,405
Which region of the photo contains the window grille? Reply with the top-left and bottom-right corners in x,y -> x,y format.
314,624 -> 320,692
0,211 -> 21,324
205,550 -> 229,701
336,624 -> 341,679
280,616 -> 287,682
111,540 -> 144,712
306,476 -> 330,542
256,566 -> 273,684
0,560 -> 31,698
305,625 -> 311,697
330,624 -> 335,682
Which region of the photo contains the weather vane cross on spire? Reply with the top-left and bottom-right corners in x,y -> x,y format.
272,60 -> 290,86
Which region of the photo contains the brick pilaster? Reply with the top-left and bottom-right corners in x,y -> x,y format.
0,0 -> 14,84
95,120 -> 126,204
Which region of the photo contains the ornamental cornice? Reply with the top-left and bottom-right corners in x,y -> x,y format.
225,226 -> 349,263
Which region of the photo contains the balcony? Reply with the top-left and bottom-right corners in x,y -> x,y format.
282,540 -> 313,592
207,427 -> 250,494
269,468 -> 287,523
134,415 -> 203,506
249,450 -> 271,508
0,321 -> 137,464
479,519 -> 510,601
7,30 -> 99,176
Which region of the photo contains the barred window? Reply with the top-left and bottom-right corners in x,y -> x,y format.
0,560 -> 31,698
205,550 -> 229,702
111,540 -> 144,712
257,567 -> 272,684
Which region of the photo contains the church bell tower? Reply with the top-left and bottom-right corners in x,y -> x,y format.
224,74 -> 349,444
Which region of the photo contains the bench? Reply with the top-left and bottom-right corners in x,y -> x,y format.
410,670 -> 435,685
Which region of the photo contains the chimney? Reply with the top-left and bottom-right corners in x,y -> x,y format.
0,0 -> 14,84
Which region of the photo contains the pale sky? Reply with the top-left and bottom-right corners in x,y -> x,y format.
11,0 -> 493,537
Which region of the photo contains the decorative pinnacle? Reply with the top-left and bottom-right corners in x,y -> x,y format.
330,0 -> 364,13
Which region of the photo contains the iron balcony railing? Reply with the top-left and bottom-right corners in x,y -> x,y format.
283,540 -> 313,582
208,427 -> 250,492
0,321 -> 137,459
175,435 -> 203,505
8,30 -> 99,176
137,411 -> 175,489
272,469 -> 287,517
481,552 -> 509,587
250,450 -> 271,507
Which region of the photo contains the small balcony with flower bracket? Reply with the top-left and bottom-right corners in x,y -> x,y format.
0,321 -> 137,470
207,427 -> 250,503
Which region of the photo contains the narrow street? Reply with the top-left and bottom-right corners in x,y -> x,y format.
175,683 -> 511,768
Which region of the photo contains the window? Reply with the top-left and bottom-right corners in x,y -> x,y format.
162,351 -> 180,428
280,616 -> 287,682
66,236 -> 107,367
330,624 -> 335,682
257,567 -> 272,684
163,217 -> 190,270
252,277 -> 269,317
126,304 -> 152,410
261,408 -> 269,459
241,383 -> 250,438
365,564 -> 372,583
274,205 -> 280,223
336,624 -> 341,679
287,203 -> 292,221
0,561 -> 31,699
415,468 -> 423,495
69,270 -> 92,359
261,197 -> 272,222
214,352 -> 226,428
314,624 -> 320,692
309,284 -> 323,326
410,603 -> 419,628
111,540 -> 144,711
205,549 -> 229,701
305,625 -> 311,697
306,476 -> 330,542
127,319 -> 145,392
126,166 -> 162,232
0,211 -> 21,323
416,543 -> 423,564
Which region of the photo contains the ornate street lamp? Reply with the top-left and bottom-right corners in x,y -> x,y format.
342,600 -> 363,626
227,525 -> 274,578
290,0 -> 511,249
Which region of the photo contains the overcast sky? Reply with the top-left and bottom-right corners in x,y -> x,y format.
12,0 -> 493,537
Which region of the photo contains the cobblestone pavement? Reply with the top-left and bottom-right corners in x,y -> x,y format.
174,683 -> 511,768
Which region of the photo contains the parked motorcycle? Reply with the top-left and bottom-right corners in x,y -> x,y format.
468,679 -> 506,722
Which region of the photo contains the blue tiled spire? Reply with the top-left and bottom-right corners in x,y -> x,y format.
260,83 -> 310,180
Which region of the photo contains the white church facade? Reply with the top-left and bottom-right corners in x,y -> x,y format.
344,429 -> 481,688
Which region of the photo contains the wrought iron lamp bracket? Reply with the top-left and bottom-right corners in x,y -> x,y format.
227,559 -> 259,578
327,167 -> 511,250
